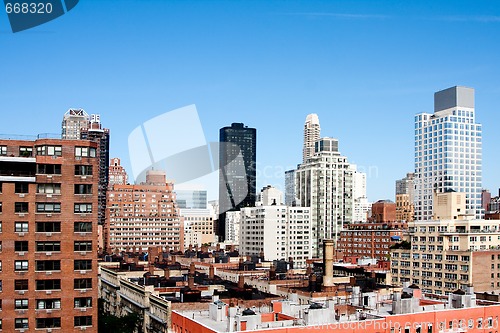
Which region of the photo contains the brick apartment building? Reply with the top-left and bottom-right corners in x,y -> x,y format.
0,138 -> 98,332
105,170 -> 184,253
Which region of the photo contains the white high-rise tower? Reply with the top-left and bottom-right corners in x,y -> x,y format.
303,113 -> 320,163
414,86 -> 483,220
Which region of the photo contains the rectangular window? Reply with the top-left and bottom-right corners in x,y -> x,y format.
74,222 -> 92,233
74,260 -> 92,270
15,260 -> 29,271
36,222 -> 61,232
0,146 -> 7,156
15,318 -> 29,329
36,299 -> 61,309
15,299 -> 29,309
74,297 -> 92,308
36,279 -> 61,290
15,202 -> 29,213
36,318 -> 61,329
74,184 -> 93,194
75,147 -> 96,157
75,165 -> 93,176
36,242 -> 61,252
37,183 -> 61,194
74,203 -> 92,213
36,202 -> 61,213
15,182 -> 29,193
15,241 -> 28,252
74,241 -> 93,252
36,260 -> 61,271
15,222 -> 29,232
19,146 -> 33,157
15,279 -> 28,290
74,316 -> 92,327
36,164 -> 62,174
36,145 -> 62,156
74,278 -> 92,289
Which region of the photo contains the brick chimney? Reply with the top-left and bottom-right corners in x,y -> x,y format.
164,268 -> 170,279
189,262 -> 195,275
188,275 -> 195,289
209,265 -> 215,279
238,275 -> 245,289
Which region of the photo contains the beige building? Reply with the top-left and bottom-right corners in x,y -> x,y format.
391,218 -> 500,295
181,208 -> 216,247
395,194 -> 414,222
433,191 -> 468,220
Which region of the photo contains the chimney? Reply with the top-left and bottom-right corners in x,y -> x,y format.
239,257 -> 244,264
201,244 -> 207,253
230,244 -> 235,252
188,275 -> 195,289
209,265 -> 215,279
164,268 -> 170,279
322,239 -> 335,290
216,243 -> 221,252
133,256 -> 139,265
238,275 -> 245,289
309,274 -> 317,292
269,264 -> 276,280
149,264 -> 155,275
189,244 -> 193,252
189,262 -> 195,276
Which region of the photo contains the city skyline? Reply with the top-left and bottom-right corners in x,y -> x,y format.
2,1 -> 500,201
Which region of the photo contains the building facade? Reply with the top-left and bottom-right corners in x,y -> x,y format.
239,205 -> 312,268
106,170 -> 184,253
109,157 -> 128,186
284,169 -> 296,206
414,86 -> 482,220
61,108 -> 90,140
218,123 -> 256,241
295,138 -> 354,257
0,138 -> 98,332
391,219 -> 500,294
175,189 -> 207,209
181,208 -> 216,247
396,172 -> 415,222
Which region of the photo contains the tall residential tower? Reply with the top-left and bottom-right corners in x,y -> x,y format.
414,86 -> 482,220
302,113 -> 320,163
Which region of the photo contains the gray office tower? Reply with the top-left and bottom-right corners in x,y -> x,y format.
218,123 -> 256,241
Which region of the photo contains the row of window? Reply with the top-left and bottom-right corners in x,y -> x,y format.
2,202 -> 93,213
0,221 -> 92,233
2,183 -> 93,195
2,316 -> 92,329
2,260 -> 92,271
2,240 -> 92,252
4,278 -> 93,290
9,297 -> 92,310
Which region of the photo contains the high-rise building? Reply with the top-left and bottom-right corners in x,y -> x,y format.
175,189 -> 207,209
80,115 -> 110,226
106,170 -> 184,253
0,138 -> 98,332
351,164 -> 369,222
396,173 -> 415,222
108,157 -> 128,186
302,113 -> 320,163
218,123 -> 256,241
295,137 -> 354,257
414,86 -> 482,220
284,169 -> 297,206
61,108 -> 90,140
181,207 -> 216,247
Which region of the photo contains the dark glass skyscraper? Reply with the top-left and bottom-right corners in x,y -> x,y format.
218,123 -> 256,241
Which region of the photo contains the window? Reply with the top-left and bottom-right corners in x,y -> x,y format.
36,202 -> 61,213
15,241 -> 28,252
75,184 -> 92,194
75,147 -> 96,157
0,202 -> 2,213
15,318 -> 29,329
74,203 -> 92,213
36,164 -> 62,174
74,222 -> 92,233
74,260 -> 92,270
15,260 -> 29,271
36,145 -> 62,156
0,221 -> 2,232
15,299 -> 29,309
15,221 -> 29,232
15,202 -> 29,213
37,183 -> 61,194
36,260 -> 61,271
36,242 -> 61,252
15,182 -> 29,193
74,297 -> 92,308
0,146 -> 7,156
74,278 -> 92,289
0,280 -> 2,291
36,279 -> 61,290
36,299 -> 61,309
74,241 -> 92,252
15,279 -> 28,290
36,318 -> 61,328
75,165 -> 93,176
36,222 -> 61,232
19,147 -> 33,157
74,316 -> 92,327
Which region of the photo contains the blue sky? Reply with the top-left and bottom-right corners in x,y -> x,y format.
1,0 -> 500,201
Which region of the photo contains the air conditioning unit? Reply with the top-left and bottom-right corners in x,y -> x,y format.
76,156 -> 82,160
47,329 -> 52,333
18,232 -> 25,237
46,194 -> 52,198
81,176 -> 87,179
47,175 -> 52,178
18,213 -> 25,217
46,214 -> 52,217
46,271 -> 52,275
18,251 -> 25,256
46,309 -> 52,314
46,233 -> 52,237
80,308 -> 87,312
80,270 -> 87,274
46,252 -> 52,256
46,290 -> 52,294
18,290 -> 25,294
18,193 -> 25,198
80,289 -> 87,294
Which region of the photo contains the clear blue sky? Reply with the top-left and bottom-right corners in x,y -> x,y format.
1,0 -> 500,201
